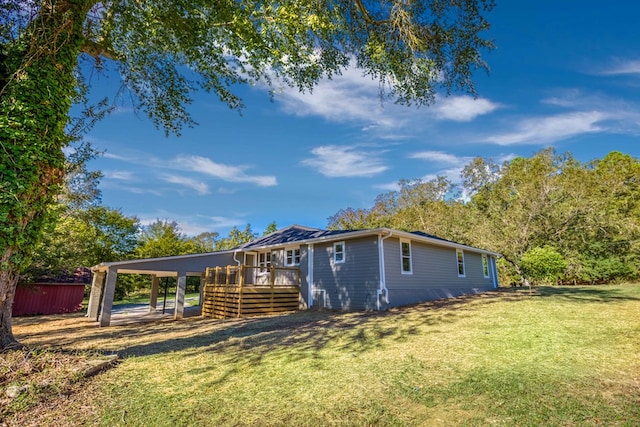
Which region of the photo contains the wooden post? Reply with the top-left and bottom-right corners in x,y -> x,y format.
237,265 -> 245,318
224,266 -> 231,318
297,268 -> 302,309
269,265 -> 275,313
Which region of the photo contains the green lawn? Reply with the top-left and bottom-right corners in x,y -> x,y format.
11,284 -> 640,426
111,291 -> 201,306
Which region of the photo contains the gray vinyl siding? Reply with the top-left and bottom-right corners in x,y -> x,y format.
383,238 -> 494,307
312,236 -> 380,310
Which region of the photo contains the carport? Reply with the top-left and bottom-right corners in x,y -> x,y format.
88,250 -> 236,326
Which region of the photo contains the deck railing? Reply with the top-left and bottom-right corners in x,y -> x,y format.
202,265 -> 300,319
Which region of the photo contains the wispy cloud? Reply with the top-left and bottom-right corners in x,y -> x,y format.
275,65 -> 498,133
160,174 -> 209,195
102,151 -> 133,161
484,111 -> 607,145
599,59 -> 640,76
174,155 -> 277,187
104,170 -> 135,181
138,212 -> 245,236
302,145 -> 388,178
276,67 -> 404,129
410,151 -> 473,166
373,181 -> 401,192
434,96 -> 500,121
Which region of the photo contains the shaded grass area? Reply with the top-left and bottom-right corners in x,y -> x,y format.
0,349 -> 102,423
9,284 -> 640,426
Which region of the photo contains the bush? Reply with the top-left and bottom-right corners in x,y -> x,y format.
521,246 -> 567,285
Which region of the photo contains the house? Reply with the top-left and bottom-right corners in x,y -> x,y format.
88,225 -> 499,326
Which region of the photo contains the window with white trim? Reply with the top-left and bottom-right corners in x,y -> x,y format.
482,254 -> 490,278
456,249 -> 466,277
285,248 -> 301,266
334,242 -> 345,263
258,251 -> 271,271
400,239 -> 412,274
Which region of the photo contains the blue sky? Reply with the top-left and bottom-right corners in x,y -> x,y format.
84,1 -> 640,236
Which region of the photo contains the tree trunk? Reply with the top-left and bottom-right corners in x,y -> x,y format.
0,1 -> 94,350
0,248 -> 23,350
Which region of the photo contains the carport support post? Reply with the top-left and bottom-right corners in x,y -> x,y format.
99,267 -> 118,327
174,272 -> 186,320
149,275 -> 160,312
87,270 -> 105,320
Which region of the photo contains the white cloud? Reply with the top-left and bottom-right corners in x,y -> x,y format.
302,145 -> 388,178
138,212 -> 245,236
160,174 -> 209,195
176,155 -> 277,187
274,66 -> 499,133
484,111 -> 607,145
104,170 -> 135,181
373,181 -> 401,192
434,96 -> 500,121
276,67 -> 405,129
102,152 -> 131,160
600,59 -> 640,75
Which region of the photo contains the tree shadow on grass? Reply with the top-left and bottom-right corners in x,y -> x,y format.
16,286 -> 594,365
102,288 -> 524,361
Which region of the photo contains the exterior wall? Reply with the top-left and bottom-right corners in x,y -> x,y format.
13,283 -> 85,316
311,236 -> 380,310
383,237 -> 494,308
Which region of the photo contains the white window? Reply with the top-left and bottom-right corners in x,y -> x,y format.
482,254 -> 490,278
285,248 -> 301,266
400,240 -> 412,274
456,249 -> 466,277
334,242 -> 345,263
258,251 -> 271,271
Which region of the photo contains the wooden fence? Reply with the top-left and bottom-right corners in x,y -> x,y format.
202,265 -> 300,319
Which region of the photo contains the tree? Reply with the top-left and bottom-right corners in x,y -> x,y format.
215,224 -> 258,251
22,206 -> 139,284
520,246 -> 567,285
0,0 -> 494,349
190,232 -> 221,253
262,222 -> 278,236
135,220 -> 196,259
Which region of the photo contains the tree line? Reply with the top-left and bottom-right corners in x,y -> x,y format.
328,149 -> 640,286
22,201 -> 273,298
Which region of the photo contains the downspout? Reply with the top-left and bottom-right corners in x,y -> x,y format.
307,244 -> 314,308
233,251 -> 242,266
377,231 -> 393,310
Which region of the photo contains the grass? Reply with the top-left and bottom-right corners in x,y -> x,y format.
8,284 -> 640,426
112,290 -> 201,306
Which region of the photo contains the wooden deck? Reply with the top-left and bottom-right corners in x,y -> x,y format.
202,265 -> 301,319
